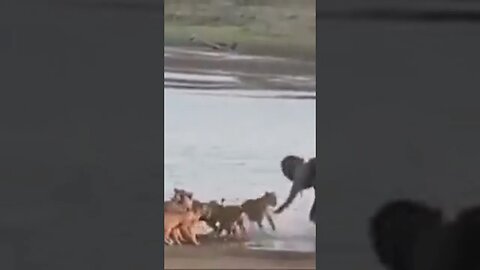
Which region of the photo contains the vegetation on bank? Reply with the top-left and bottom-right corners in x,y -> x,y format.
164,0 -> 316,60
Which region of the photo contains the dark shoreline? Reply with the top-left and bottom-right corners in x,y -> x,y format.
165,46 -> 316,92
165,241 -> 315,270
165,47 -> 316,76
171,89 -> 316,100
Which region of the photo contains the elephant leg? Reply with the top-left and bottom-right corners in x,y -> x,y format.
309,197 -> 316,223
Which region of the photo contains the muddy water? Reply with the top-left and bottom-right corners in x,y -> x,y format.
164,47 -> 316,252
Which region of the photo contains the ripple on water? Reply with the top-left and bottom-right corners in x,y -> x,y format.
245,230 -> 315,253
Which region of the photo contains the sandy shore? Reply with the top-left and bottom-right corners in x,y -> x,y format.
165,237 -> 315,270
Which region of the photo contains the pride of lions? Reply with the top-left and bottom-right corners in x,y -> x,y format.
164,188 -> 278,246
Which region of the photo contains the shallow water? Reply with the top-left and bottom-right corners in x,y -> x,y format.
164,71 -> 316,252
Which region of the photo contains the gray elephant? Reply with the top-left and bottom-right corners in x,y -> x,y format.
274,155 -> 316,223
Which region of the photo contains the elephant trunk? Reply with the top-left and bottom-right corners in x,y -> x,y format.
274,181 -> 302,214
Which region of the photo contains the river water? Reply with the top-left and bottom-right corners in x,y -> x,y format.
164,60 -> 316,252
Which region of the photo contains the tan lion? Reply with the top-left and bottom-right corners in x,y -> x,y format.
241,191 -> 277,231
169,189 -> 247,240
171,189 -> 219,231
164,204 -> 208,246
164,188 -> 193,212
166,188 -> 212,245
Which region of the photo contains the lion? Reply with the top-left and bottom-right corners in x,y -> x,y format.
241,191 -> 277,231
171,188 -> 214,221
164,189 -> 193,212
170,189 -> 247,239
168,188 -> 213,244
164,203 -> 208,246
208,200 -> 248,239
173,202 -> 212,245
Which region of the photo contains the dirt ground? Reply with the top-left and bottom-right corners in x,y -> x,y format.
164,237 -> 316,270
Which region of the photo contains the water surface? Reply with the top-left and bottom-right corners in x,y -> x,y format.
164,72 -> 316,252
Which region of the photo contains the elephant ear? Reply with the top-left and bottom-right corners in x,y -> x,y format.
280,155 -> 305,182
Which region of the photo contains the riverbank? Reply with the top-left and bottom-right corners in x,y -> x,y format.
164,0 -> 315,61
164,25 -> 316,61
165,46 -> 316,92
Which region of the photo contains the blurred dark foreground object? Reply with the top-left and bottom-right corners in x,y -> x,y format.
0,1 -> 162,269
369,199 -> 480,270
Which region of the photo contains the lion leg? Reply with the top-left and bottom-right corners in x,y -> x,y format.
188,226 -> 200,246
164,228 -> 174,245
218,221 -> 233,239
233,223 -> 244,240
180,224 -> 199,246
239,223 -> 248,239
177,227 -> 187,242
164,237 -> 173,245
172,228 -> 183,245
216,222 -> 226,238
206,219 -> 218,231
205,219 -> 220,237
256,216 -> 265,230
213,222 -> 222,236
233,223 -> 241,239
179,225 -> 191,243
266,213 -> 276,231
228,227 -> 235,239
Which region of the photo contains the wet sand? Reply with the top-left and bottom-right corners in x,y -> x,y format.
165,47 -> 316,93
163,217 -> 315,269
165,47 -> 316,76
165,238 -> 315,270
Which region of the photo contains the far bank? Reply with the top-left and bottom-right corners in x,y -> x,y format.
164,0 -> 315,61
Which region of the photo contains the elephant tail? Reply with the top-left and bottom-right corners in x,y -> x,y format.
280,155 -> 305,181
369,199 -> 443,270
